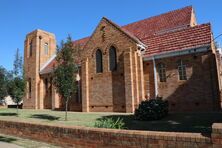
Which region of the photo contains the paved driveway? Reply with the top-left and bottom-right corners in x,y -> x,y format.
0,141 -> 22,148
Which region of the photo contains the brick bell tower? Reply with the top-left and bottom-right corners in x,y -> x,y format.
23,29 -> 56,109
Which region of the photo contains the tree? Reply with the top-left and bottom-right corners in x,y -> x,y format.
53,35 -> 79,121
0,66 -> 8,104
13,48 -> 23,76
73,43 -> 82,103
7,48 -> 25,115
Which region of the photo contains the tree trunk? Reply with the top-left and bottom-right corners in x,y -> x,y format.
65,98 -> 69,121
16,102 -> 19,116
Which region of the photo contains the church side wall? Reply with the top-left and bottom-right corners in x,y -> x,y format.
143,51 -> 220,112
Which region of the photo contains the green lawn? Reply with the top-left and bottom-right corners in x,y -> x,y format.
0,108 -> 130,127
0,108 -> 222,134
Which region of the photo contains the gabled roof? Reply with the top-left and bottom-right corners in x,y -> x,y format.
143,23 -> 212,57
102,17 -> 145,46
40,6 -> 212,75
72,6 -> 193,47
76,17 -> 146,50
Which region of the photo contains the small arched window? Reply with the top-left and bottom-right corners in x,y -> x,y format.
44,43 -> 49,55
157,63 -> 166,82
178,60 -> 187,80
109,46 -> 117,71
96,49 -> 103,73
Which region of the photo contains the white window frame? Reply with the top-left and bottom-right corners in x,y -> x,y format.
157,63 -> 167,82
44,43 -> 49,55
178,60 -> 187,80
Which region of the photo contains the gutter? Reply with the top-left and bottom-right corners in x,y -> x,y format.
143,44 -> 210,61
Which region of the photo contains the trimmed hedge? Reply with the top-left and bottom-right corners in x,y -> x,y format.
135,97 -> 168,121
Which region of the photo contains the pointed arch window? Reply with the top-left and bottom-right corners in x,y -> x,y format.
178,60 -> 187,80
157,63 -> 166,82
109,46 -> 117,71
96,49 -> 103,73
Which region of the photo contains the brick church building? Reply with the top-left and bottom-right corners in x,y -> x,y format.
23,6 -> 222,112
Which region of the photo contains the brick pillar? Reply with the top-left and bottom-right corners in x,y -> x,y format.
52,86 -> 60,110
138,54 -> 145,101
33,78 -> 38,109
134,52 -> 140,106
124,48 -> 135,113
34,35 -> 40,109
82,58 -> 89,112
38,79 -> 44,109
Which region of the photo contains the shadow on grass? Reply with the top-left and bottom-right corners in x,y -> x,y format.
30,114 -> 60,121
0,113 -> 17,116
97,112 -> 222,135
0,136 -> 17,143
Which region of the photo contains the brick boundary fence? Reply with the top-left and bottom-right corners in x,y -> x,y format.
0,120 -> 221,147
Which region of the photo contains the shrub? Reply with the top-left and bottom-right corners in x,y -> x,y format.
94,117 -> 125,129
134,97 -> 169,121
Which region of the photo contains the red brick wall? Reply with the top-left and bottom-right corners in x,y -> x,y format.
212,123 -> 222,146
85,20 -> 134,112
81,18 -> 144,113
144,51 -> 220,112
23,30 -> 56,109
0,120 -> 215,148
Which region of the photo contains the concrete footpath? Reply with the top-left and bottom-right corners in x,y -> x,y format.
0,141 -> 22,148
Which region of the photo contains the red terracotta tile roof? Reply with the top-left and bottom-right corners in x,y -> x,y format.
40,58 -> 57,74
72,6 -> 193,47
122,6 -> 193,40
40,6 -> 212,74
72,37 -> 90,47
143,23 -> 212,57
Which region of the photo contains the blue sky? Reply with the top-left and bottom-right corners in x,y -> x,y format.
0,0 -> 222,70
